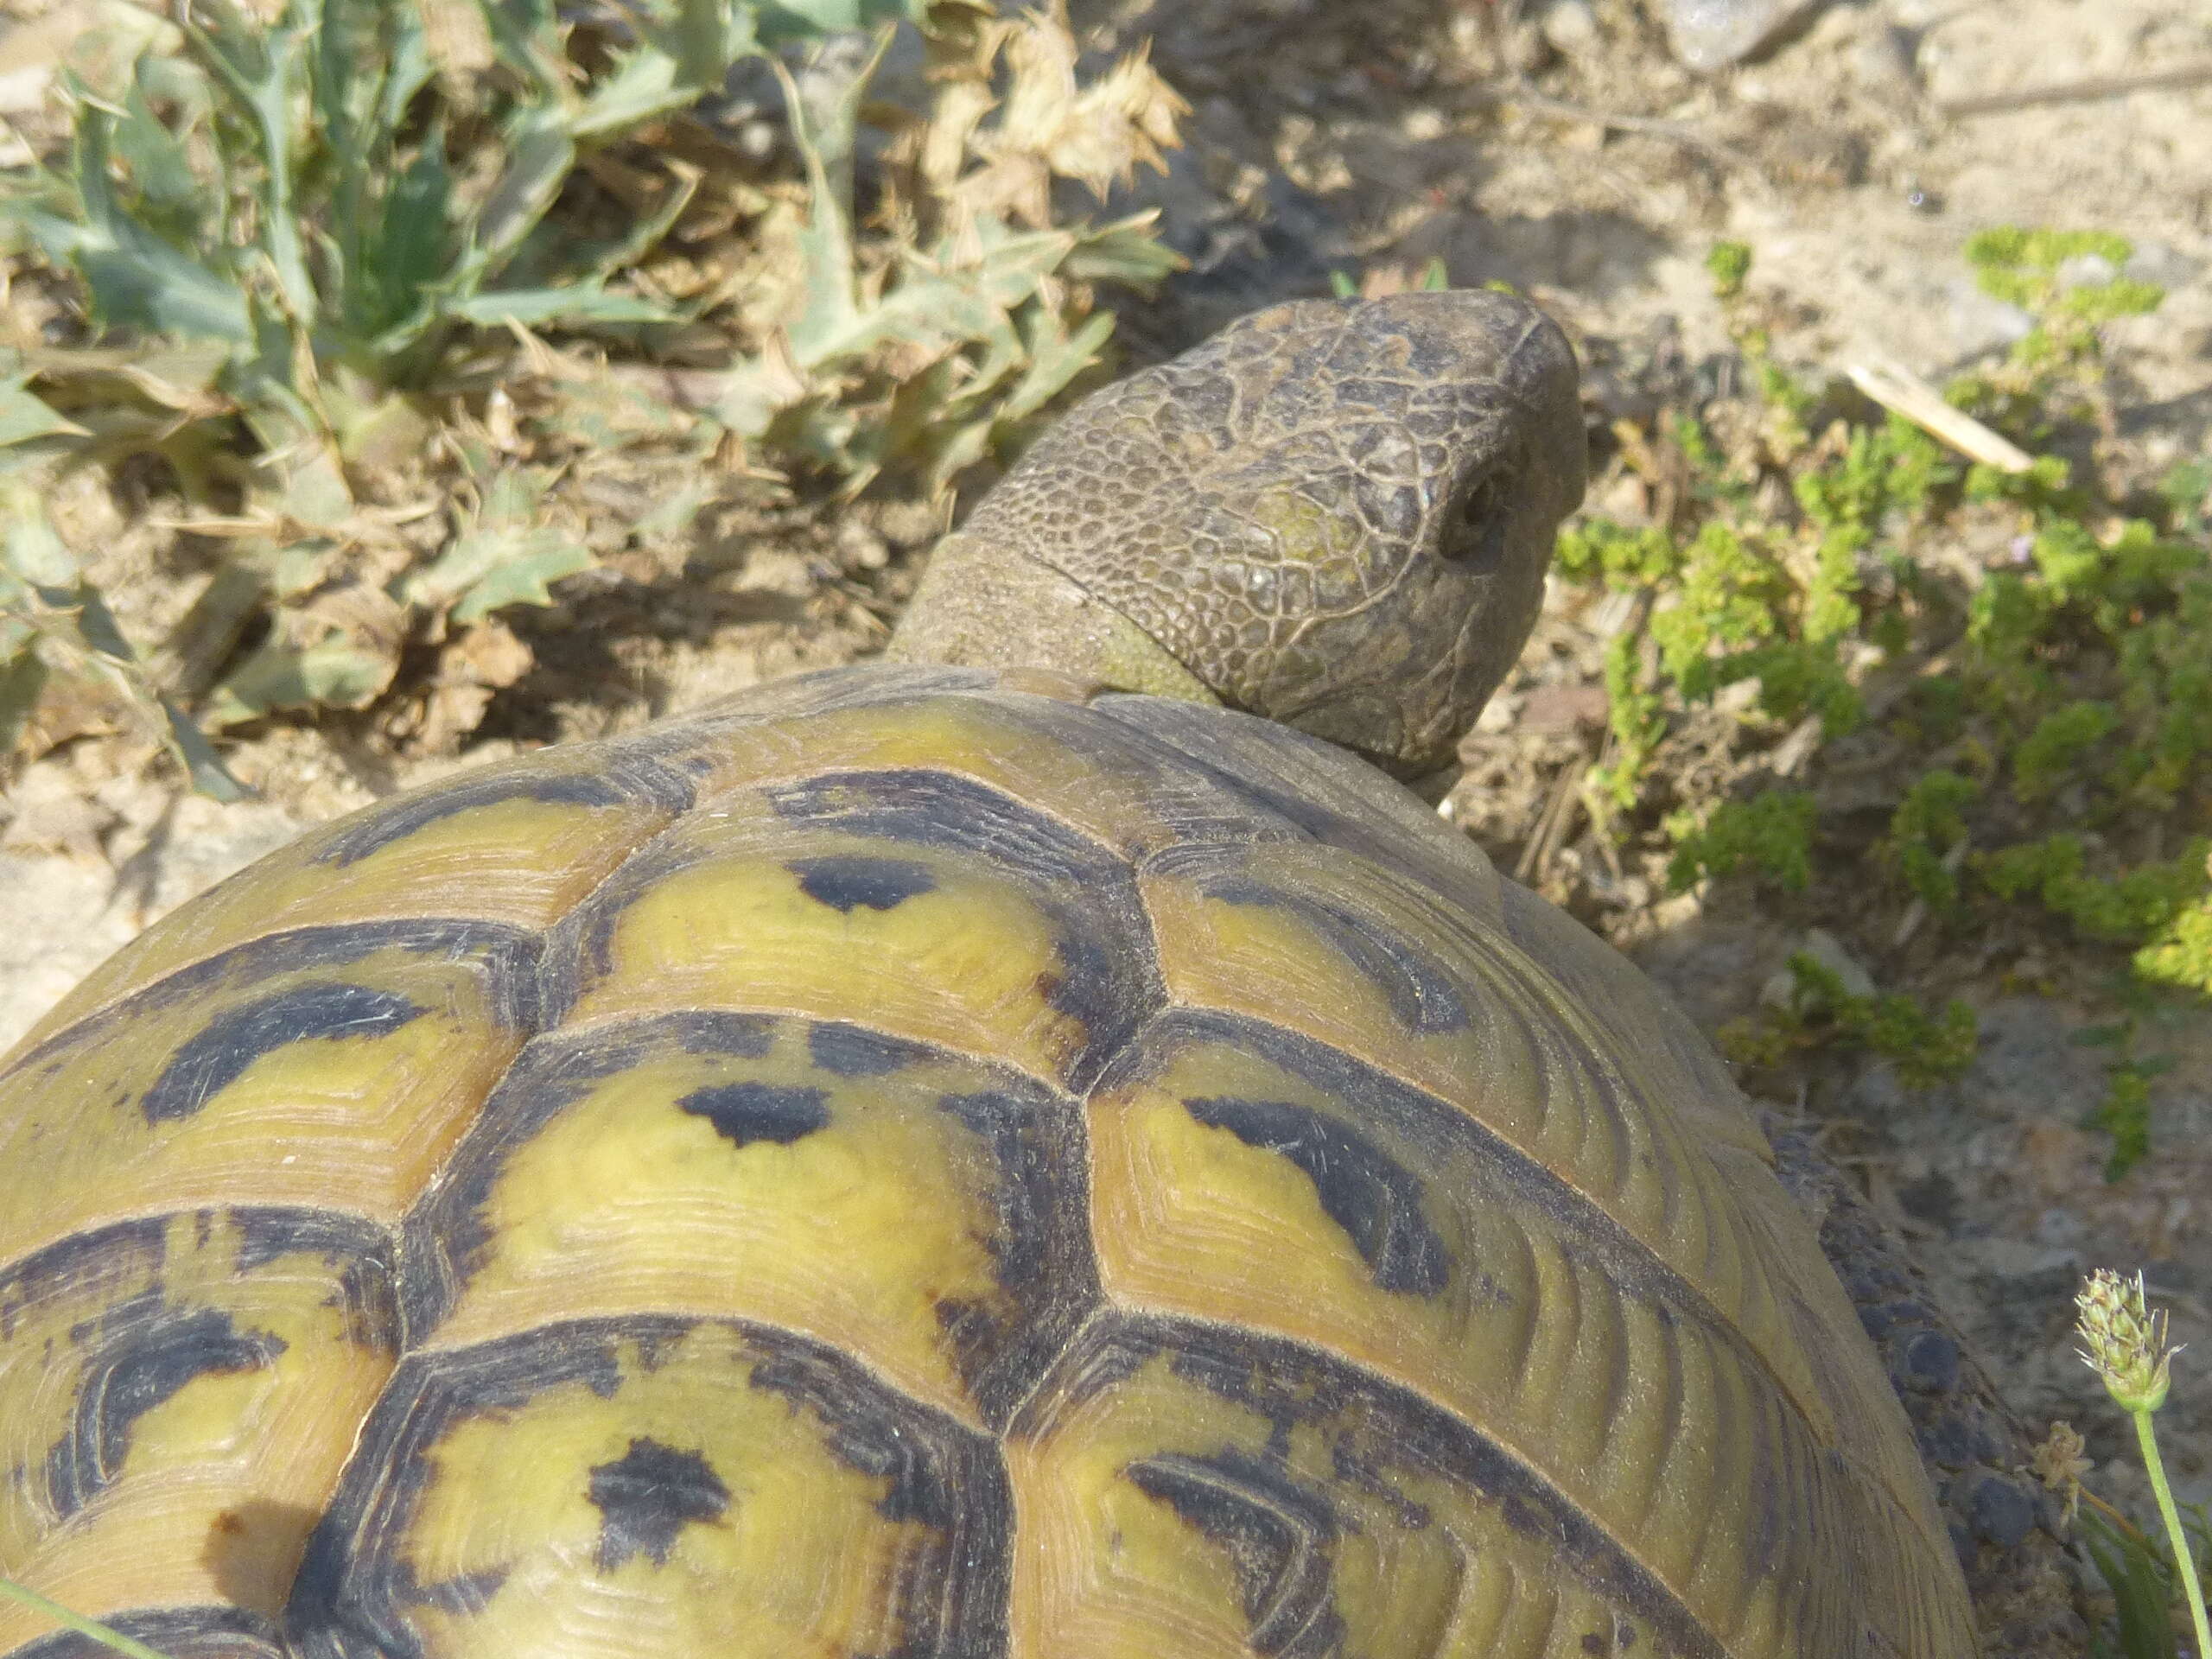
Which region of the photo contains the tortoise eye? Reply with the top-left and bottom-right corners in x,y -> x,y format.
1441,471 -> 1510,568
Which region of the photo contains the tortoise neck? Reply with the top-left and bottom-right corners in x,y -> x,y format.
884,531 -> 1218,705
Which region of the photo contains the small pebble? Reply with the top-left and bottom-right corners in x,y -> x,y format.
1662,0 -> 1830,72
1962,1468 -> 2038,1548
2055,252 -> 2118,291
1540,0 -> 1601,55
1900,1329 -> 1961,1393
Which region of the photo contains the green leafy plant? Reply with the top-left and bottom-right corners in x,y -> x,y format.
1551,232 -> 2206,1173
0,0 -> 1183,780
1705,238 -> 1752,302
1964,228 -> 2164,372
1743,946 -> 1991,1092
1666,791 -> 1816,893
1886,769 -> 1980,912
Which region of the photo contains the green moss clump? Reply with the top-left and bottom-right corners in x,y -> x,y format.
1888,771 -> 1981,911
1554,518 -> 1679,589
1666,792 -> 1817,893
1980,836 -> 2211,948
1964,227 -> 2164,373
1716,962 -> 1978,1090
2012,701 -> 2120,801
1707,240 -> 1754,301
1549,226 -> 2206,1174
1592,631 -> 1665,814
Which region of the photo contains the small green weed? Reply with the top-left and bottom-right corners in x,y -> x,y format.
1666,791 -> 1816,893
1705,238 -> 1752,302
1560,233 -> 2208,1173
1718,951 -> 1978,1089
1963,228 -> 2164,373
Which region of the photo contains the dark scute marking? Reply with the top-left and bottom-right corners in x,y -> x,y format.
397,1011 -> 777,1336
747,1342 -> 963,1530
231,1207 -> 391,1276
2,915 -> 543,1096
786,854 -> 938,912
1183,1095 -> 1448,1295
1126,1450 -> 1344,1658
1202,872 -> 1468,1035
229,1208 -> 403,1356
765,770 -> 1115,881
314,759 -> 690,868
296,1317 -> 1014,1659
1017,1315 -> 1728,1659
1119,1007 -> 1819,1351
0,916 -> 544,1094
932,1091 -> 1049,1285
0,1217 -> 166,1345
763,767 -> 1161,1094
288,1328 -> 635,1659
403,1567 -> 511,1616
588,1437 -> 731,1570
925,1086 -> 1103,1426
14,1606 -> 286,1659
807,1020 -> 932,1077
48,1306 -> 286,1516
1094,693 -> 1482,887
668,1010 -> 779,1059
141,984 -> 427,1123
677,1081 -> 830,1148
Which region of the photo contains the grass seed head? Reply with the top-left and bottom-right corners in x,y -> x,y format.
2075,1268 -> 2180,1414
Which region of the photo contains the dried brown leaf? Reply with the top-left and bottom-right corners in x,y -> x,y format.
938,3 -> 1187,230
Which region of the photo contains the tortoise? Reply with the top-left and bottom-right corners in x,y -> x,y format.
0,290 -> 2073,1659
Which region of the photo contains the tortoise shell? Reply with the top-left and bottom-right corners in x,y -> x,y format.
0,664 -> 1974,1659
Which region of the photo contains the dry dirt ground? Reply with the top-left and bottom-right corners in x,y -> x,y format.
2,0 -> 2209,1591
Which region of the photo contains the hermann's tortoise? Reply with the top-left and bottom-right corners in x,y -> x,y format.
2,292 -> 2059,1659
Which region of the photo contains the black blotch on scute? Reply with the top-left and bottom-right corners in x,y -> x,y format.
12,1605 -> 287,1659
1126,1449 -> 1344,1658
1198,869 -> 1468,1035
678,1082 -> 830,1147
402,1566 -> 511,1616
588,1437 -> 731,1570
786,855 -> 938,913
293,1314 -> 1017,1659
1019,1315 -> 1727,1659
314,760 -> 692,868
47,1306 -> 285,1516
754,768 -> 1165,1094
141,983 -> 426,1122
747,1341 -> 961,1530
1182,1096 -> 1448,1295
807,1021 -> 931,1077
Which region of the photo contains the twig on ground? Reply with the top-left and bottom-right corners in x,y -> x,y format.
1454,81 -> 1766,180
1846,359 -> 2037,474
1941,61 -> 2212,118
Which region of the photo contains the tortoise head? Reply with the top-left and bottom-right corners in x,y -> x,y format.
887,289 -> 1587,779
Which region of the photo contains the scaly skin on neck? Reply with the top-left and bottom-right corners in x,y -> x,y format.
890,534 -> 1218,706
887,289 -> 1587,779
